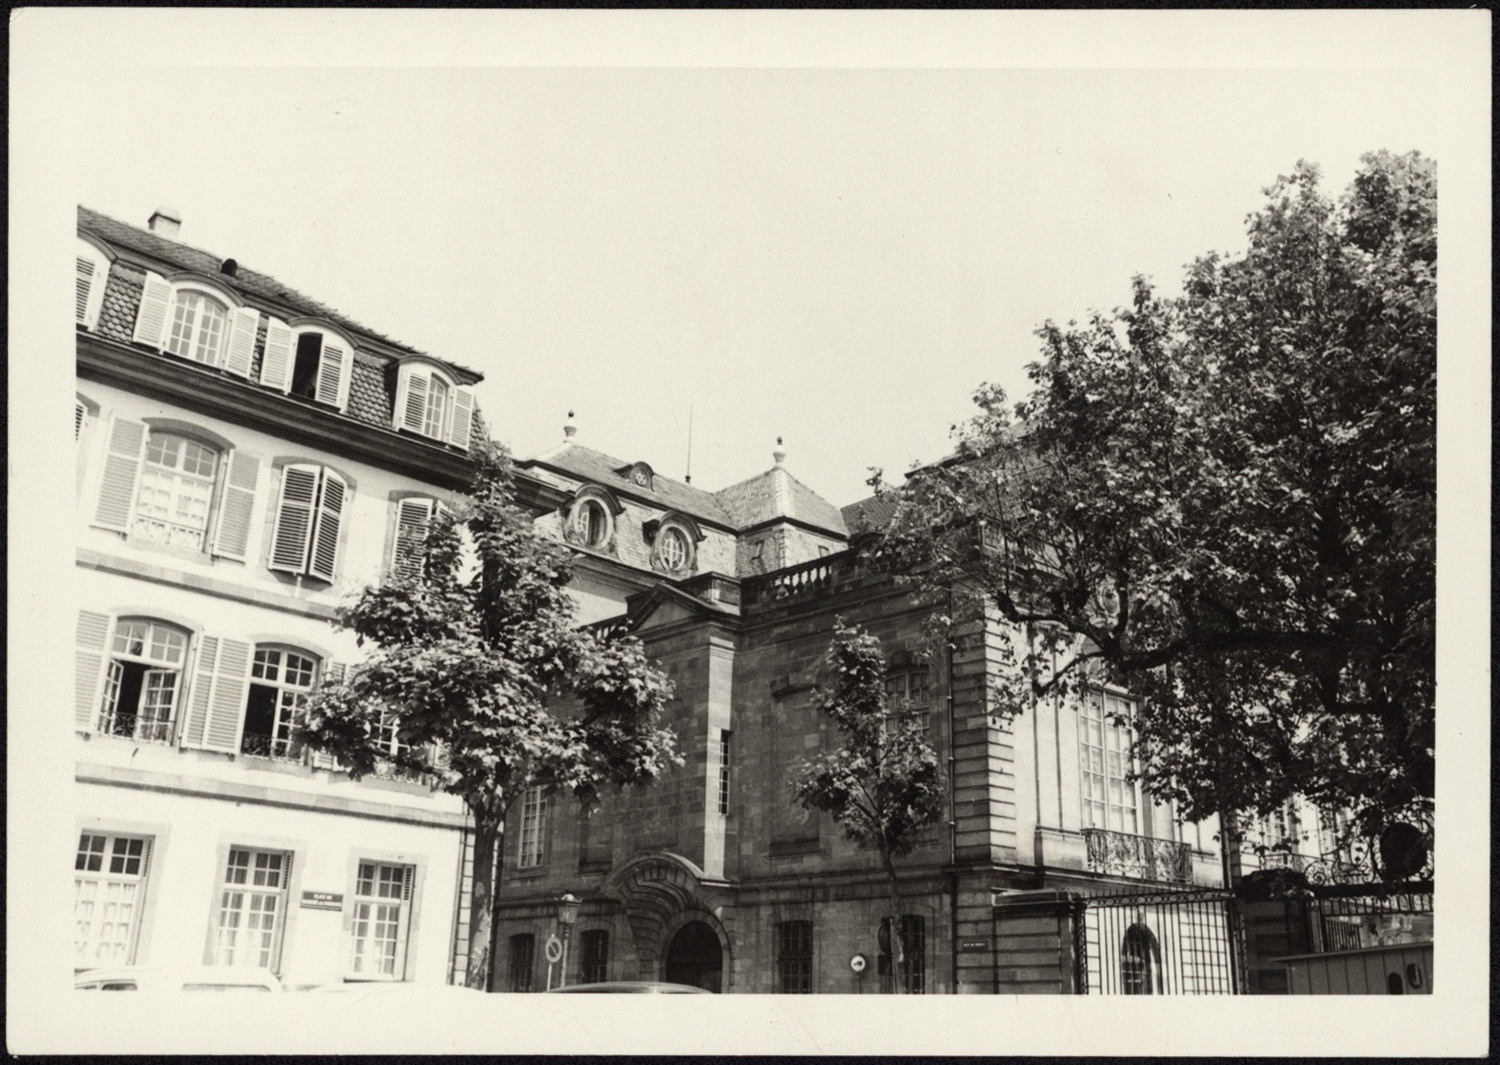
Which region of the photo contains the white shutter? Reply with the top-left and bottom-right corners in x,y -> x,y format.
91,417 -> 148,532
400,370 -> 429,433
202,638 -> 251,753
132,272 -> 173,349
391,497 -> 434,580
75,400 -> 86,440
308,471 -> 347,583
310,662 -> 344,769
212,451 -> 261,561
261,318 -> 294,392
75,610 -> 112,732
76,257 -> 96,324
269,465 -> 319,574
316,341 -> 346,408
224,306 -> 259,378
182,635 -> 219,748
449,388 -> 475,451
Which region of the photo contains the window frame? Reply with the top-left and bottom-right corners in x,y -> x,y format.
76,235 -> 114,331
579,928 -> 609,985
877,914 -> 926,994
517,787 -> 549,869
884,667 -> 932,738
131,273 -> 259,380
240,645 -> 322,762
508,933 -> 536,992
388,494 -> 451,582
74,831 -> 153,967
346,860 -> 415,981
267,461 -> 353,584
717,729 -> 732,816
97,617 -> 192,745
210,846 -> 294,973
564,487 -> 621,553
132,430 -> 223,552
393,360 -> 475,450
1079,688 -> 1141,835
776,920 -> 814,993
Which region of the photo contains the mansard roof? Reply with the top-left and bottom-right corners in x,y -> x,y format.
521,443 -> 737,528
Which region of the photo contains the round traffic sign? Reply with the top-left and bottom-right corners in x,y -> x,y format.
544,934 -> 564,964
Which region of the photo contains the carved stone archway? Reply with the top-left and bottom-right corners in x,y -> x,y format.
602,852 -> 730,985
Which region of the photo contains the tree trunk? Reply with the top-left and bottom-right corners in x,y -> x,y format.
881,846 -> 905,994
464,804 -> 504,991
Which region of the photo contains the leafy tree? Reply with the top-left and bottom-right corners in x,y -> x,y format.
300,438 -> 678,990
876,152 -> 1435,843
792,621 -> 945,991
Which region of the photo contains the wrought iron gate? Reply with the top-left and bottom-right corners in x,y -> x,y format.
1074,888 -> 1244,994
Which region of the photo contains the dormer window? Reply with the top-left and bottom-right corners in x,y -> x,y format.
644,512 -> 703,577
563,486 -> 623,554
167,290 -> 227,366
658,526 -> 689,570
76,236 -> 113,331
131,273 -> 259,379
262,320 -> 353,411
393,361 -> 474,450
618,462 -> 655,491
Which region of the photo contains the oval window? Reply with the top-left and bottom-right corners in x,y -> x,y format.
659,527 -> 688,571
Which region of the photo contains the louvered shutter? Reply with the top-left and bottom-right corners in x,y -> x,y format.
391,497 -> 434,580
75,610 -> 112,732
181,635 -> 219,748
316,341 -> 346,408
92,417 -> 148,532
269,465 -> 319,574
309,662 -> 344,769
400,371 -> 429,433
449,388 -> 475,450
212,451 -> 261,561
261,319 -> 294,392
76,257 -> 96,324
223,306 -> 259,378
307,471 -> 346,583
75,400 -> 86,440
201,638 -> 252,753
132,272 -> 173,349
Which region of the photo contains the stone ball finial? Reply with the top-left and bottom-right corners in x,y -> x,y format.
564,410 -> 577,439
773,437 -> 787,466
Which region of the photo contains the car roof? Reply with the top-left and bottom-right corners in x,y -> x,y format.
546,981 -> 713,993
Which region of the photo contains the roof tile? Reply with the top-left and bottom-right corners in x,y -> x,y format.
520,443 -> 736,528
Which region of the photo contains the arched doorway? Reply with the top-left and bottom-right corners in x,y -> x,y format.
663,920 -> 722,992
1120,924 -> 1161,994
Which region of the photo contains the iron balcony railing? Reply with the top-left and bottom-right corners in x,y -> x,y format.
1083,828 -> 1193,884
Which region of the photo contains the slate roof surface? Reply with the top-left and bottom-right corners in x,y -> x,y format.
78,205 -> 481,384
841,492 -> 901,534
715,466 -> 848,537
522,443 -> 737,527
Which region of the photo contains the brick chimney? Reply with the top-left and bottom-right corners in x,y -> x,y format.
147,207 -> 181,239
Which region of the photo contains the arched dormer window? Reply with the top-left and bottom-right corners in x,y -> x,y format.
643,512 -> 704,577
76,235 -> 114,331
393,359 -> 474,450
617,461 -> 655,491
564,486 -> 623,553
131,272 -> 260,379
260,318 -> 356,412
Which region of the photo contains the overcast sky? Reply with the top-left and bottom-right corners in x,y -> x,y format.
25,10 -> 1483,506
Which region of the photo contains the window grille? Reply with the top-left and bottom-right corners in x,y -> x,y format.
777,920 -> 813,993
509,933 -> 535,992
580,929 -> 609,985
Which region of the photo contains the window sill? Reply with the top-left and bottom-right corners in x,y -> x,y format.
508,865 -> 551,880
769,837 -> 821,858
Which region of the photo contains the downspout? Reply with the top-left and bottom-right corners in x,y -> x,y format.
946,628 -> 959,994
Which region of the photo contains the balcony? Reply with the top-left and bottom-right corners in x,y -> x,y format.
95,713 -> 174,746
1083,828 -> 1193,883
740,551 -> 864,608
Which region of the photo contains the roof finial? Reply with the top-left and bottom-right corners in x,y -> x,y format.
563,410 -> 577,439
773,436 -> 786,467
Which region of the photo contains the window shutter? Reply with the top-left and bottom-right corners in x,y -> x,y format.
91,417 -> 148,532
310,662 -> 344,769
212,451 -> 261,561
76,257 -> 96,323
223,306 -> 259,378
269,465 -> 319,574
308,471 -> 347,583
316,341 -> 346,408
181,635 -> 219,748
75,400 -> 86,440
75,610 -> 112,732
202,638 -> 252,753
261,319 -> 295,392
392,497 -> 434,580
401,371 -> 429,433
132,272 -> 173,349
449,388 -> 475,451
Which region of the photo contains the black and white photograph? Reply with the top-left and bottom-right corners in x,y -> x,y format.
8,9 -> 1489,1056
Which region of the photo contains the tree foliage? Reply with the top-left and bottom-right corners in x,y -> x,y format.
876,151 -> 1435,836
792,621 -> 945,990
300,437 -> 678,989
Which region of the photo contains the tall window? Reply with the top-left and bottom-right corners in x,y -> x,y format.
517,787 -> 548,869
75,833 -> 151,966
1080,690 -> 1138,834
508,933 -> 535,992
422,375 -> 450,439
349,862 -> 414,980
213,848 -> 291,970
885,669 -> 932,736
390,497 -> 448,581
99,619 -> 188,744
134,432 -> 220,549
579,929 -> 609,985
166,290 -> 228,366
878,915 -> 925,994
396,365 -> 472,449
776,920 -> 813,993
241,647 -> 318,760
268,464 -> 348,583
717,730 -> 732,815
290,333 -> 323,400
1121,924 -> 1159,994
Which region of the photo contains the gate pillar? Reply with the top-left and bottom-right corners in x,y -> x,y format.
990,890 -> 1080,994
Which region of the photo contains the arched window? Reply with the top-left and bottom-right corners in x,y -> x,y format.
241,646 -> 320,761
166,289 -> 228,366
394,361 -> 474,449
1121,924 -> 1160,994
645,512 -> 703,576
658,526 -> 688,570
261,321 -> 354,410
134,431 -> 220,549
98,618 -> 190,744
131,273 -> 259,378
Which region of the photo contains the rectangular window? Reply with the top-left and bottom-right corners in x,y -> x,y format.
99,619 -> 189,745
213,848 -> 291,971
878,915 -> 925,994
1080,690 -> 1138,834
885,670 -> 932,736
776,920 -> 813,993
74,833 -> 151,966
579,929 -> 609,985
508,933 -> 535,992
518,787 -> 548,869
349,862 -> 414,980
717,730 -> 732,815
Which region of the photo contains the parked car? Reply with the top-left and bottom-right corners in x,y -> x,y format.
75,965 -> 282,992
545,981 -> 713,993
300,980 -> 482,1001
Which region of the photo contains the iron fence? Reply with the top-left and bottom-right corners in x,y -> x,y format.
1075,888 -> 1243,995
1308,890 -> 1433,954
